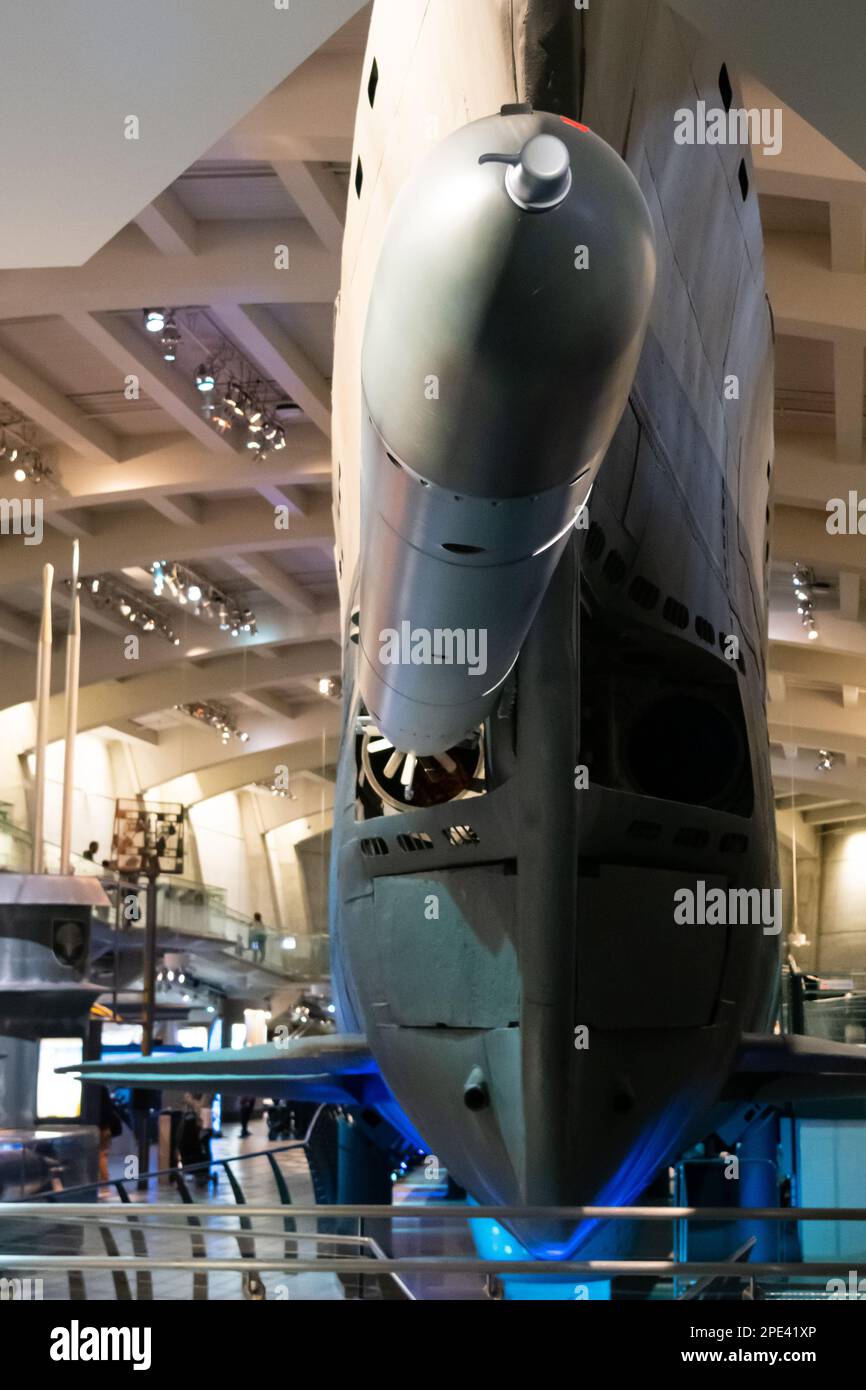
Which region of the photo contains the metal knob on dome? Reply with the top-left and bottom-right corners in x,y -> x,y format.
505,134 -> 572,210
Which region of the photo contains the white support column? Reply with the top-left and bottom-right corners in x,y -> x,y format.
767,671 -> 787,704
830,203 -> 866,273
839,570 -> 861,621
273,161 -> 347,253
134,190 -> 198,256
833,338 -> 864,461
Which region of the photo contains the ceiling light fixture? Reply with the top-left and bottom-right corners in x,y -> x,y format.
176,701 -> 249,744
195,363 -> 216,393
792,563 -> 820,642
160,313 -> 181,362
151,562 -> 256,636
77,573 -> 179,644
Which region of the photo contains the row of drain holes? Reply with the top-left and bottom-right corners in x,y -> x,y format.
361,824 -> 748,857
361,826 -> 479,856
586,523 -> 746,676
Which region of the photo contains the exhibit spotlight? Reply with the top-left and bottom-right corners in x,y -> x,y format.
160,313 -> 181,362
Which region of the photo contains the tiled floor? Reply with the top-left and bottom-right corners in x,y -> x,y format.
0,1123 -> 491,1301
1,1121 -> 345,1302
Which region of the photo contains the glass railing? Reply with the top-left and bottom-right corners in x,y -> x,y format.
781,962 -> 866,1043
94,875 -> 331,981
0,802 -> 330,980
0,800 -> 34,871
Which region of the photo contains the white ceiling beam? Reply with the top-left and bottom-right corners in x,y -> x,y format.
775,793 -> 845,812
65,311 -> 238,455
0,343 -> 121,462
0,604 -> 341,714
279,486 -> 313,516
770,642 -> 866,691
227,552 -> 318,614
23,431 -> 329,515
801,802 -> 866,826
234,690 -> 309,722
774,504 -> 866,577
833,341 -> 864,461
300,764 -> 337,788
830,203 -> 866,274
0,222 -> 337,318
772,717 -> 866,761
107,720 -> 161,746
45,508 -> 100,539
743,78 -> 866,206
0,0 -> 368,268
0,495 -> 334,587
212,302 -> 332,437
143,730 -> 341,807
773,758 -> 866,814
774,433 -> 866,513
773,604 -> 866,661
254,483 -> 310,514
766,232 -> 866,343
0,602 -> 36,652
202,55 -> 361,164
273,161 -> 346,254
254,783 -> 333,835
768,692 -> 866,751
298,676 -> 340,707
43,641 -> 340,741
147,494 -> 203,526
134,190 -> 198,256
839,571 -> 861,622
767,671 -> 787,704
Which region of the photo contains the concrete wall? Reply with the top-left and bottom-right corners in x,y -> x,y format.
817,827 -> 866,973
778,839 -> 821,973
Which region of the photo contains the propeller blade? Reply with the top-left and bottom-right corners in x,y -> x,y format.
384,750 -> 403,780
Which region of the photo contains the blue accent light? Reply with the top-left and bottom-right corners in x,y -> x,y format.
469,1212 -> 611,1301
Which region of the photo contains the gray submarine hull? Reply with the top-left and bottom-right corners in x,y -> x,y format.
331,0 -> 778,1258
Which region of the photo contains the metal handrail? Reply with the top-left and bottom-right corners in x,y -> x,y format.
7,1202 -> 857,1221
5,1201 -> 866,1221
3,1195 -> 864,1290
0,1254 -> 861,1279
39,1105 -> 324,1202
0,1106 -> 414,1299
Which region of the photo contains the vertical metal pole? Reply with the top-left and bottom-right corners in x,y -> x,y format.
60,539 -> 81,875
32,563 -> 54,873
141,872 -> 158,1056
112,875 -> 121,1026
788,963 -> 806,1036
137,867 -> 158,1188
